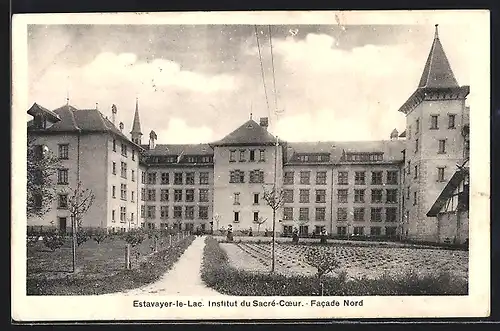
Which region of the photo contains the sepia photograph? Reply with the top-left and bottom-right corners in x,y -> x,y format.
12,10 -> 490,321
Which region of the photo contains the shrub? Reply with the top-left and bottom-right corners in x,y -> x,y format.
304,248 -> 340,279
92,228 -> 108,244
76,230 -> 90,246
125,230 -> 145,247
42,233 -> 65,251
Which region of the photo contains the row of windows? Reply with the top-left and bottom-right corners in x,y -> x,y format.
408,114 -> 457,139
233,192 -> 262,205
343,153 -> 384,162
112,161 -> 135,180
145,222 -> 206,231
147,155 -> 213,164
295,154 -> 330,163
283,170 -> 398,185
232,210 -> 263,223
141,188 -> 210,202
405,163 -> 448,182
111,184 -> 135,201
229,149 -> 266,162
112,139 -> 136,160
282,188 -> 398,204
283,206 -> 397,222
283,225 -> 398,236
141,205 -> 209,220
111,207 -> 134,223
229,169 -> 264,184
142,171 -> 210,185
413,138 -> 448,154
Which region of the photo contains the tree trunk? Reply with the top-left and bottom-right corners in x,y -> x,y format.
71,215 -> 77,273
125,244 -> 131,269
271,208 -> 276,273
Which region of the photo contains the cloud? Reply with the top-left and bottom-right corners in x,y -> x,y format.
154,118 -> 214,144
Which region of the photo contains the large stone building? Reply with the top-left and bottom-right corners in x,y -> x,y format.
27,25 -> 470,243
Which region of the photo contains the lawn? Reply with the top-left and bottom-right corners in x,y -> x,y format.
27,233 -> 195,295
221,242 -> 468,280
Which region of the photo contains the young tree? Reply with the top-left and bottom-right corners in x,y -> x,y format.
305,248 -> 341,296
67,181 -> 95,272
253,216 -> 268,235
262,184 -> 285,273
26,137 -> 60,218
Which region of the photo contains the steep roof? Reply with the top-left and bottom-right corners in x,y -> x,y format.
143,144 -> 213,156
130,98 -> 142,135
27,103 -> 61,122
211,119 -> 278,146
418,25 -> 459,89
427,167 -> 469,217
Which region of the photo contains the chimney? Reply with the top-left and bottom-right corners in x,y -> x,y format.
259,117 -> 269,130
149,130 -> 157,149
119,122 -> 124,132
111,104 -> 117,125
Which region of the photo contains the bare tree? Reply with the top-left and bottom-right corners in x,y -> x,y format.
262,184 -> 285,273
253,216 -> 268,235
26,137 -> 60,218
305,248 -> 341,296
68,181 -> 95,273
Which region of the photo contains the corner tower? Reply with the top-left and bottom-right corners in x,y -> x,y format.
398,25 -> 470,242
130,97 -> 143,145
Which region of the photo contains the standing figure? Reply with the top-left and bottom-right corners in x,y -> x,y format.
320,228 -> 328,244
292,227 -> 299,244
226,224 -> 233,242
248,227 -> 253,237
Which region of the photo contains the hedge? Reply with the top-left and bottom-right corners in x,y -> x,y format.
201,237 -> 468,296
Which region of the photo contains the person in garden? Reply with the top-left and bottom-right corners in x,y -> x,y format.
264,228 -> 269,237
292,227 -> 299,244
248,227 -> 253,237
226,224 -> 233,242
320,228 -> 328,244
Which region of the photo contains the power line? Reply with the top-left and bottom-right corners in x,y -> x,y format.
268,25 -> 278,111
254,25 -> 271,118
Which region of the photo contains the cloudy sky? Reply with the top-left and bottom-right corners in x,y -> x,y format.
27,23 -> 473,144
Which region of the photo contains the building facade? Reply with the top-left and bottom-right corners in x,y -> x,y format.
26,25 -> 469,243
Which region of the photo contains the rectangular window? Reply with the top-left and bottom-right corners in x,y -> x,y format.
160,206 -> 169,219
121,162 -> 128,179
249,170 -> 264,183
112,185 -> 116,198
131,170 -> 135,182
386,189 -> 398,204
413,191 -> 417,205
355,171 -> 365,185
315,207 -> 326,221
186,172 -> 195,185
239,150 -> 246,162
147,189 -> 156,201
300,171 -> 311,184
58,144 -> 69,159
415,138 -> 419,152
229,150 -> 236,162
131,191 -> 135,202
132,150 -> 135,161
371,189 -> 383,203
253,193 -> 259,204
120,184 -> 127,200
385,226 -> 397,237
299,207 -> 309,221
386,208 -> 397,223
438,167 -> 445,182
112,162 -> 116,175
112,210 -> 115,222
316,171 -> 327,185
185,206 -> 194,220
121,143 -> 127,157
416,118 -> 420,133
407,161 -> 411,175
141,188 -> 145,201
438,140 -> 446,154
57,168 -> 68,184
174,172 -> 183,185
315,189 -> 326,203
141,205 -> 145,218
353,226 -> 364,235
283,207 -> 293,220
199,189 -> 209,202
233,211 -> 240,223
338,189 -> 348,203
199,172 -> 209,185
354,189 -> 365,203
113,139 -> 116,152
229,170 -> 245,183
249,150 -> 255,161
283,189 -> 294,203
370,171 -> 382,185
199,206 -> 209,219
431,115 -> 439,129
299,225 -> 309,236
147,206 -> 155,219
448,114 -> 456,129
338,171 -> 348,185
354,208 -> 365,222
387,171 -> 398,185
160,189 -> 169,202
120,207 -> 126,222
141,171 -> 146,184
284,171 -> 294,185
371,208 -> 382,222
58,194 -> 68,209
299,189 -> 310,203
370,226 -> 382,236
337,207 -> 347,221
259,150 -> 265,162
174,189 -> 183,202
147,172 -> 156,184
234,192 -> 240,205
337,226 -> 347,236
174,206 -> 182,219
161,172 -> 169,185
186,189 -> 194,202
253,211 -> 259,222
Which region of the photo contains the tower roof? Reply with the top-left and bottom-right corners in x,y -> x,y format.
417,25 -> 459,89
211,119 -> 277,146
130,98 -> 142,135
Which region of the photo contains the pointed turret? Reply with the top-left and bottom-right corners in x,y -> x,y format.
417,24 -> 459,89
130,98 -> 143,145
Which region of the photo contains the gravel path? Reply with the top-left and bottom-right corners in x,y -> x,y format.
103,236 -> 225,296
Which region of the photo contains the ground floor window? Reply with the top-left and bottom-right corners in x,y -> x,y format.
299,225 -> 309,236
283,225 -> 293,235
337,226 -> 347,236
185,223 -> 194,232
370,226 -> 382,236
353,226 -> 364,235
58,217 -> 67,233
385,226 -> 397,237
315,225 -> 325,234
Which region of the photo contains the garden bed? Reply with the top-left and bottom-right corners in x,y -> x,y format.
201,237 -> 468,296
27,235 -> 195,295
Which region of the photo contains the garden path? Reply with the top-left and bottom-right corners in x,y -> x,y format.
103,236 -> 225,296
